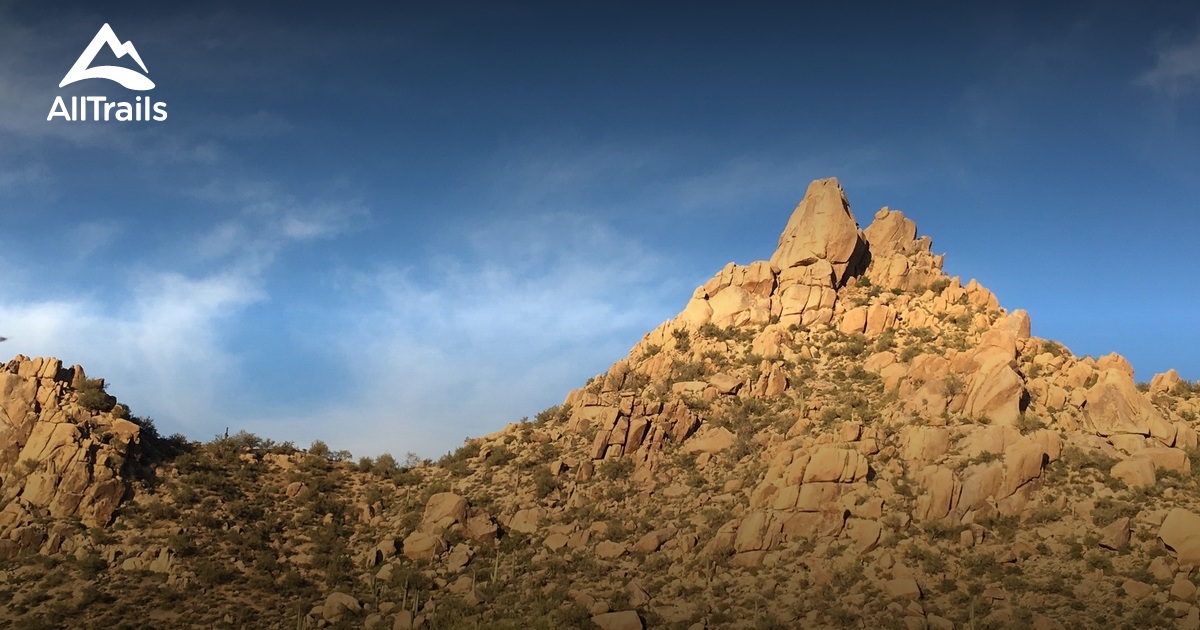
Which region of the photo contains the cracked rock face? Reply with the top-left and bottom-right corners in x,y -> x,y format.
0,356 -> 140,532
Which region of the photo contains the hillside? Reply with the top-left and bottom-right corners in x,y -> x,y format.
3,178 -> 1200,629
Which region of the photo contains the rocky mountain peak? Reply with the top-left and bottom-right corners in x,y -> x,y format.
2,180 -> 1200,629
676,178 -> 947,332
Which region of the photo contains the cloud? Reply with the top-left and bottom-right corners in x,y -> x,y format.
0,268 -> 262,431
0,165 -> 369,435
242,209 -> 683,458
1139,32 -> 1200,96
186,177 -> 368,264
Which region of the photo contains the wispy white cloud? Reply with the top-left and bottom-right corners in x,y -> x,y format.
0,268 -> 262,430
0,164 -> 369,434
186,177 -> 368,266
242,207 -> 681,458
1139,31 -> 1200,96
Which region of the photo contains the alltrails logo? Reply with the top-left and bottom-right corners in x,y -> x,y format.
48,23 -> 168,122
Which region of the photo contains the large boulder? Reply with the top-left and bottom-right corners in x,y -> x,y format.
1159,509 -> 1200,565
402,531 -> 447,562
769,178 -> 867,286
422,492 -> 469,529
1084,369 -> 1175,442
863,207 -> 917,257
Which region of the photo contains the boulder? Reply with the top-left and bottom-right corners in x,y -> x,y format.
883,578 -> 922,600
1110,457 -> 1156,488
595,541 -> 627,560
322,592 -> 361,622
422,492 -> 468,528
707,373 -> 743,395
840,307 -> 868,334
863,207 -> 918,257
508,508 -> 542,534
770,178 -> 867,286
1160,509 -> 1200,565
1150,369 -> 1182,394
847,519 -> 882,553
591,610 -> 643,630
402,532 -> 446,562
684,427 -> 736,454
633,528 -> 676,554
1142,447 -> 1191,474
1084,369 -> 1175,441
1099,518 -> 1131,550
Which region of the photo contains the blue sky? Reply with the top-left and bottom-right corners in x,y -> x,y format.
1,1 -> 1197,458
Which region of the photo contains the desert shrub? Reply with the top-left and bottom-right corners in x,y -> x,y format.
74,551 -> 108,578
1014,413 -> 1046,434
871,328 -> 896,352
309,440 -> 331,459
1056,445 -> 1118,480
922,520 -> 968,540
669,359 -> 706,382
698,323 -> 754,343
486,444 -> 516,467
1024,505 -> 1066,525
623,372 -> 651,392
1091,498 -> 1138,527
438,440 -> 481,467
977,513 -> 1021,539
598,457 -> 634,481
672,328 -> 692,352
76,378 -> 115,412
535,404 -> 570,425
906,545 -> 946,573
374,452 -> 399,475
942,374 -> 965,397
899,343 -> 925,363
830,333 -> 868,358
533,467 -> 559,499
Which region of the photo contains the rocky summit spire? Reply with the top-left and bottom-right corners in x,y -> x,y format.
769,177 -> 868,287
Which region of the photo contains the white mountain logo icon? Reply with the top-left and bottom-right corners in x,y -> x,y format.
59,23 -> 154,91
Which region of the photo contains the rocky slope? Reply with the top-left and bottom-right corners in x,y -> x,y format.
3,178 -> 1200,629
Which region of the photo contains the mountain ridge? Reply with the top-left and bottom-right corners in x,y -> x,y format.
2,178 -> 1200,629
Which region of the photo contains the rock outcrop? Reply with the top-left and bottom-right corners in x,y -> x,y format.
0,356 -> 142,541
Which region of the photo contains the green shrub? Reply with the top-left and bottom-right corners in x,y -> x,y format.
672,328 -> 692,352
598,457 -> 634,480
1014,413 -> 1047,434
309,440 -> 331,458
698,323 -> 754,343
533,467 -> 559,499
76,378 -> 115,412
535,404 -> 571,425
374,452 -> 399,475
